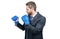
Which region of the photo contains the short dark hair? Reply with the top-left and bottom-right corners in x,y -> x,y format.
26,1 -> 36,11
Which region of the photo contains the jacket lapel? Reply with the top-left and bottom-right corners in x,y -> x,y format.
30,12 -> 42,26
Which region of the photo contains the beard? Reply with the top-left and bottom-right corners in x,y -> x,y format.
27,12 -> 32,16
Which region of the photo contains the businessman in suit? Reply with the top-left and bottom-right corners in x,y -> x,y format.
14,1 -> 46,39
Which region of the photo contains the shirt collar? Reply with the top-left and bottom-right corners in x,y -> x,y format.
31,12 -> 37,17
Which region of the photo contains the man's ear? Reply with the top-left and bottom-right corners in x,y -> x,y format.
32,7 -> 35,10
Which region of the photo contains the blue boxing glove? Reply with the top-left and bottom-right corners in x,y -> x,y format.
21,15 -> 30,25
11,16 -> 19,26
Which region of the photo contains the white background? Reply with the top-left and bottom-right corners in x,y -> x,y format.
0,0 -> 60,39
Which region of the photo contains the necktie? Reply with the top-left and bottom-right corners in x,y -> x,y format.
29,16 -> 33,22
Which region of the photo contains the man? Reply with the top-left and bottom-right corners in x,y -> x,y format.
15,1 -> 46,39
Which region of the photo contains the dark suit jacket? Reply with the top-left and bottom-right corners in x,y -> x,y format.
16,12 -> 46,39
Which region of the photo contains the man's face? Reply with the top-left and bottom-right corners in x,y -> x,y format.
26,6 -> 32,15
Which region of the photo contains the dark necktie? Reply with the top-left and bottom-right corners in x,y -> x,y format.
29,16 -> 33,22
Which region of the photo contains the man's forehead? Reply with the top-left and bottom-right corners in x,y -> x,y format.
26,5 -> 29,8
26,6 -> 30,9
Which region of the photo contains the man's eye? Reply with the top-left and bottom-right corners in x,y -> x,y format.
27,9 -> 28,10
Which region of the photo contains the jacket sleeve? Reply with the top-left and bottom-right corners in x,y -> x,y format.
16,22 -> 25,31
25,17 -> 46,34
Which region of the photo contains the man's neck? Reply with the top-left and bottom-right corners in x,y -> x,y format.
31,11 -> 37,17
